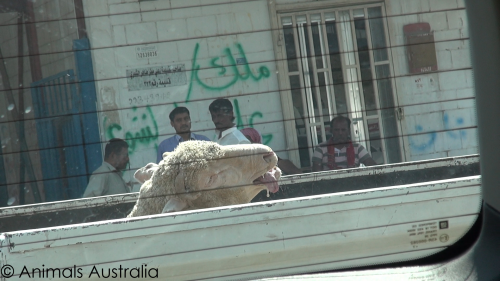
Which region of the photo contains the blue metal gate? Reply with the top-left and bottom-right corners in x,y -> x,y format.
31,70 -> 88,201
30,38 -> 102,202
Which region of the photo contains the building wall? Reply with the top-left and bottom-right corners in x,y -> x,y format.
385,0 -> 477,161
272,0 -> 477,162
83,0 -> 477,177
84,0 -> 287,183
35,0 -> 79,77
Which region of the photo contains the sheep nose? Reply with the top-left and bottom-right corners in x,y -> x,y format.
263,151 -> 275,163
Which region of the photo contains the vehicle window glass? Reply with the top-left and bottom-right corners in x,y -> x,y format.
0,0 -> 476,225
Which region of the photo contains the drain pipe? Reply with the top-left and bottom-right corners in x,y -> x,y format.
74,0 -> 87,39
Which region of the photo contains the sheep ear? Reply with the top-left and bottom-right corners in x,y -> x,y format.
134,163 -> 157,184
133,169 -> 146,184
162,198 -> 188,213
203,173 -> 220,189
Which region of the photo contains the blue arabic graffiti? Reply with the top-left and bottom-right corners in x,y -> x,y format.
410,113 -> 468,153
409,125 -> 437,152
443,113 -> 466,139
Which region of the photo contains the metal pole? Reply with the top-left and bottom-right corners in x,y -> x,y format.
25,0 -> 42,82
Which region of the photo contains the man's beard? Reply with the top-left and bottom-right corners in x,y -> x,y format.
117,162 -> 128,171
178,126 -> 190,133
215,123 -> 231,130
332,136 -> 350,145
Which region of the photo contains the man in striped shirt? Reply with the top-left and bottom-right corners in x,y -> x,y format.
312,116 -> 377,171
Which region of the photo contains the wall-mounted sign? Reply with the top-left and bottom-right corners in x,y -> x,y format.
136,45 -> 158,60
126,64 -> 187,91
403,23 -> 438,74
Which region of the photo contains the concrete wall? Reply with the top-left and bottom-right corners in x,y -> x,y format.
84,0 -> 287,187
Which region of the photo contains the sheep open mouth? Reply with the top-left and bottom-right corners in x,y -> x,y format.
253,170 -> 279,193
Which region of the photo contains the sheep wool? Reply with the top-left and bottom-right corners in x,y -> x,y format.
127,140 -> 281,217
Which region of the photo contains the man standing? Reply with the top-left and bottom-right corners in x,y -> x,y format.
209,98 -> 250,145
312,116 -> 377,171
83,138 -> 131,197
156,106 -> 210,163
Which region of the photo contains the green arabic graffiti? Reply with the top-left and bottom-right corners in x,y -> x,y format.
233,99 -> 273,145
105,106 -> 159,154
185,43 -> 271,103
176,42 -> 274,145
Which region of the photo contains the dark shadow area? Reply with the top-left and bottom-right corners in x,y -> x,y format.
253,158 -> 479,202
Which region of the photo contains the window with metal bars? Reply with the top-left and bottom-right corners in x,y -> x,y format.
279,4 -> 403,170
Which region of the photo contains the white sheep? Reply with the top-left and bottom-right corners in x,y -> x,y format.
127,140 -> 281,217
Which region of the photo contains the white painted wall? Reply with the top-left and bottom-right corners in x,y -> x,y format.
84,0 -> 286,184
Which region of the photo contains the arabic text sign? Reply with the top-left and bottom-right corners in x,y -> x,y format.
126,64 -> 187,91
136,45 -> 158,60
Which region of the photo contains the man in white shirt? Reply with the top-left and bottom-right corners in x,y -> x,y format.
83,138 -> 131,197
208,98 -> 250,145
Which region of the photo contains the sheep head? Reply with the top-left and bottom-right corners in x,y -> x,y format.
203,143 -> 281,197
127,141 -> 281,217
134,162 -> 159,184
133,151 -> 172,185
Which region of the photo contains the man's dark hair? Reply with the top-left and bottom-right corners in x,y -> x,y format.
209,98 -> 235,122
169,107 -> 190,122
104,138 -> 129,159
209,98 -> 233,113
330,115 -> 352,129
